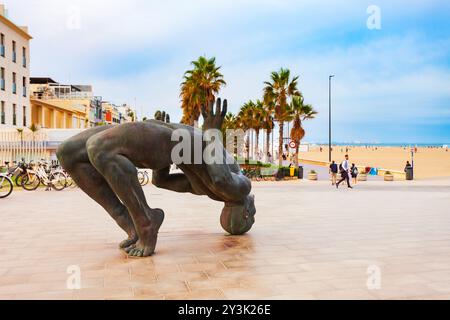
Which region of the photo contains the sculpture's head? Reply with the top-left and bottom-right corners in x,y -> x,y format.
221,195 -> 256,235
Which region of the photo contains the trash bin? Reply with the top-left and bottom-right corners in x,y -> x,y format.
289,167 -> 295,177
405,167 -> 414,181
298,166 -> 304,179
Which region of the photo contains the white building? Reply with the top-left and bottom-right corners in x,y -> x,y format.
0,4 -> 31,128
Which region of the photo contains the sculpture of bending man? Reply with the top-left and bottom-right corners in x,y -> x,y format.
57,99 -> 256,257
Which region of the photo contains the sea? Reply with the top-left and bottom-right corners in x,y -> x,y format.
312,143 -> 449,148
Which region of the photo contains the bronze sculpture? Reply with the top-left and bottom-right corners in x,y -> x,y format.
57,99 -> 256,257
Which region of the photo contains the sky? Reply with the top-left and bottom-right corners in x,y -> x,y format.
5,0 -> 450,143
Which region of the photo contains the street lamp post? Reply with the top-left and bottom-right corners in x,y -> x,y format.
329,75 -> 335,163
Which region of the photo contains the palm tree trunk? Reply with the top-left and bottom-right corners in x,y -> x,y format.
294,145 -> 300,168
278,121 -> 284,167
272,130 -> 274,161
255,130 -> 260,161
250,130 -> 253,160
265,130 -> 270,163
246,131 -> 250,161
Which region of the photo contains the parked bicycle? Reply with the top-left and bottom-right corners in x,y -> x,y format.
4,159 -> 29,187
0,173 -> 13,199
242,168 -> 263,182
21,160 -> 68,191
138,170 -> 150,186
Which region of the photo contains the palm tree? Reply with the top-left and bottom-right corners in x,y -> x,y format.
29,123 -> 40,138
16,128 -> 24,146
261,100 -> 275,162
236,102 -> 255,161
263,68 -> 300,167
154,110 -> 162,121
180,56 -> 226,126
253,100 -> 265,160
223,113 -> 237,131
154,110 -> 170,123
290,95 -> 317,168
222,112 -> 237,152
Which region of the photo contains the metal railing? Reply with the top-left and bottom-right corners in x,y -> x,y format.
32,91 -> 93,100
0,128 -> 49,164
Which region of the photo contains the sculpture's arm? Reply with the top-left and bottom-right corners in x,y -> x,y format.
152,167 -> 195,194
202,99 -> 252,202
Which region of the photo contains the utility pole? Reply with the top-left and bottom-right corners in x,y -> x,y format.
329,75 -> 335,162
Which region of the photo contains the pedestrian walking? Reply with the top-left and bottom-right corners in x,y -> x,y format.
337,155 -> 353,189
351,163 -> 359,185
329,161 -> 338,186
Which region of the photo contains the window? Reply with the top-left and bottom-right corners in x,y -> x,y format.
12,72 -> 17,94
0,34 -> 4,57
23,106 -> 27,127
23,77 -> 26,97
12,41 -> 16,63
1,101 -> 5,125
13,104 -> 17,126
0,68 -> 4,90
22,47 -> 26,67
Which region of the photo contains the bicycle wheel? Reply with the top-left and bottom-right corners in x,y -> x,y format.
50,172 -> 67,191
142,172 -> 150,186
15,174 -> 25,187
138,171 -> 146,186
0,176 -> 13,199
65,175 -> 74,188
22,173 -> 41,191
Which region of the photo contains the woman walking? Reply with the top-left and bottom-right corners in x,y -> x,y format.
351,163 -> 359,185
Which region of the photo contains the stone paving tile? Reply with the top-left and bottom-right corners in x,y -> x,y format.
1,179 -> 450,300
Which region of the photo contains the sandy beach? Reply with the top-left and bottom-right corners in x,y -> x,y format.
299,146 -> 450,180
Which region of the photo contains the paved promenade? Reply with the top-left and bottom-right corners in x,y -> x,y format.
1,178 -> 450,300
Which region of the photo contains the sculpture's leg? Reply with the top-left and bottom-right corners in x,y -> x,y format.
57,133 -> 138,249
86,137 -> 164,258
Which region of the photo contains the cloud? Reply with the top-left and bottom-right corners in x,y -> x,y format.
4,0 -> 450,142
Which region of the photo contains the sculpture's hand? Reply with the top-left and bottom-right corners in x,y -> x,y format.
201,98 -> 227,131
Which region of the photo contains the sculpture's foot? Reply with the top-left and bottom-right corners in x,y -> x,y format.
119,234 -> 138,249
127,209 -> 165,258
